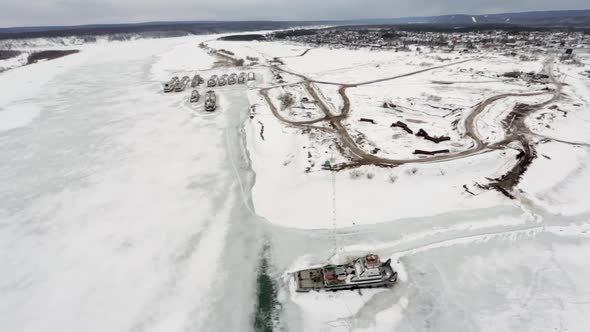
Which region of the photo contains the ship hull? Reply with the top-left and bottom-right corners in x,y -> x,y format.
294,264 -> 397,293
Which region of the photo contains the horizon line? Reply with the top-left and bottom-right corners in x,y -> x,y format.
1,8 -> 589,31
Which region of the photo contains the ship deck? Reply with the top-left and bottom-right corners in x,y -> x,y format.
295,268 -> 324,291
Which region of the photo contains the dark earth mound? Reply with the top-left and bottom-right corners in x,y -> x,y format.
27,50 -> 80,64
219,34 -> 267,41
0,50 -> 21,60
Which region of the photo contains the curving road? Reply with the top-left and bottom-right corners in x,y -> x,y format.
263,57 -> 558,167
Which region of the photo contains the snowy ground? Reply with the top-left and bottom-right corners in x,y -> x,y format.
216,38 -> 590,331
2,32 -> 590,332
232,40 -> 590,228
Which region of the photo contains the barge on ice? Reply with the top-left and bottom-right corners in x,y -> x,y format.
294,254 -> 397,293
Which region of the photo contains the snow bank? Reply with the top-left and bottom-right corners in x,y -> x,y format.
150,37 -> 215,82
521,141 -> 590,215
0,104 -> 40,132
0,53 -> 28,72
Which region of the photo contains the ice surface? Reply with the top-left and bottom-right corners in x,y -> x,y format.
2,32 -> 590,332
0,35 -> 263,332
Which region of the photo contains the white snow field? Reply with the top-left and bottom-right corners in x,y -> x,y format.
0,35 -> 264,332
2,31 -> 590,332
214,38 -> 590,331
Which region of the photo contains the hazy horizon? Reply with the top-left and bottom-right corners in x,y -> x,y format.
0,0 -> 589,28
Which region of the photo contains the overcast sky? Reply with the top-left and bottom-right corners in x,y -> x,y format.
0,0 -> 588,28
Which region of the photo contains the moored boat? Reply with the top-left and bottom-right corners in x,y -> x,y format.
294,254 -> 397,293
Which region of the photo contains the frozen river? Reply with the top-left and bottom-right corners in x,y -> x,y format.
1,35 -> 590,332
0,36 -> 270,331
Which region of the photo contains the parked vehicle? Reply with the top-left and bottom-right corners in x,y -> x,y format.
173,81 -> 183,92
204,90 -> 217,112
207,75 -> 217,87
218,76 -> 227,86
228,74 -> 237,85
191,75 -> 201,87
163,76 -> 179,93
238,72 -> 247,84
174,77 -> 189,92
190,90 -> 200,103
163,82 -> 174,93
248,72 -> 256,81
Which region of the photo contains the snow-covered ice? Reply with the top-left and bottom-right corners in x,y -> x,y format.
2,31 -> 590,332
0,35 -> 264,332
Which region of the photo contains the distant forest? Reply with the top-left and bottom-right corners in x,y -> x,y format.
2,8 -> 589,41
0,21 -> 319,41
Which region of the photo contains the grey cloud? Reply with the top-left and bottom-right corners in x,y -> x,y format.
0,0 -> 588,27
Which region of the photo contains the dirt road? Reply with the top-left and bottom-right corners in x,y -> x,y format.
484,60 -> 565,196
274,58 -> 475,87
259,52 -> 569,185
259,88 -> 336,133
